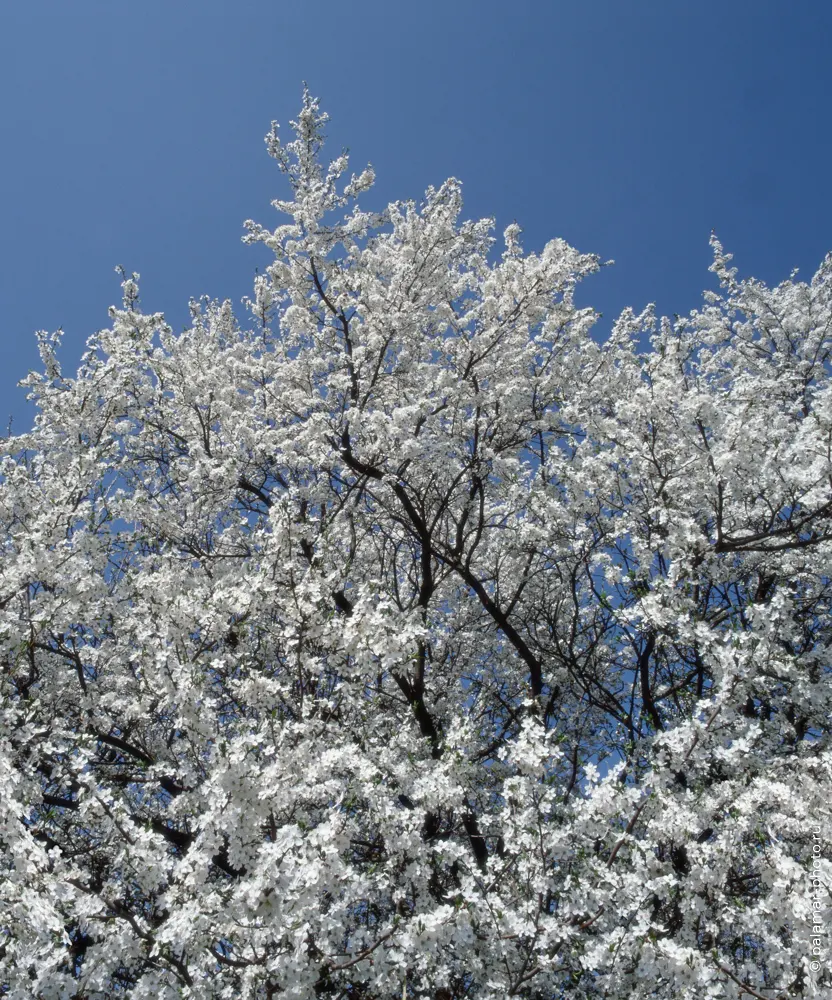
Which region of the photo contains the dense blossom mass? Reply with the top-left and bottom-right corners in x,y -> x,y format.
1,91 -> 831,999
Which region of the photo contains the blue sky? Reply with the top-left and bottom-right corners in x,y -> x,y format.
2,1 -> 831,430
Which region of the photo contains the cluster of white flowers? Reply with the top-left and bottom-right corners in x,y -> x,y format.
1,90 -> 830,999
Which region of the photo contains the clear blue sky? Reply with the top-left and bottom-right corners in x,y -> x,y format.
2,1 -> 831,429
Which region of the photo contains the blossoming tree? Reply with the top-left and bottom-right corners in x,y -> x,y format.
1,91 -> 830,999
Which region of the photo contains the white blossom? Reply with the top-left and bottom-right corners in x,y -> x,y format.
1,92 -> 831,1000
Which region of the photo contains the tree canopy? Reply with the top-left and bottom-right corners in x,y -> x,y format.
1,91 -> 830,999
